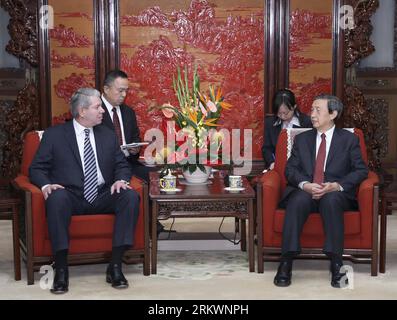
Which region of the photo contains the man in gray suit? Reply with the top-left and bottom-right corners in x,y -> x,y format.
29,88 -> 140,294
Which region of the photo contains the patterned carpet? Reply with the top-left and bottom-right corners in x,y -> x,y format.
153,251 -> 249,280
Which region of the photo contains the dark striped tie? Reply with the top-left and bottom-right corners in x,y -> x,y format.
83,128 -> 98,203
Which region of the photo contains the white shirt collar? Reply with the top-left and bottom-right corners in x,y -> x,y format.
101,94 -> 119,115
317,125 -> 335,140
282,115 -> 300,129
274,114 -> 301,127
73,119 -> 92,136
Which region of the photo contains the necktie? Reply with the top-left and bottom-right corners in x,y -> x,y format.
83,129 -> 98,204
112,107 -> 123,145
313,133 -> 326,184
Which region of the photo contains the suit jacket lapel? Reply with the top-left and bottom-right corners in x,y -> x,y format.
64,121 -> 83,172
308,129 -> 317,172
102,102 -> 113,128
93,126 -> 105,175
325,128 -> 340,170
120,105 -> 131,141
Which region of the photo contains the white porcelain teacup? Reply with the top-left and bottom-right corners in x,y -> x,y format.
159,172 -> 177,190
229,175 -> 243,189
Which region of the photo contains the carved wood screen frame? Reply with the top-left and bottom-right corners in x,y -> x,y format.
94,0 -> 119,89
264,0 -> 289,113
37,0 -> 51,127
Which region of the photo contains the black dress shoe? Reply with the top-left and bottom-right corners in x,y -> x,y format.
106,264 -> 129,289
51,267 -> 69,294
274,260 -> 292,287
330,262 -> 348,288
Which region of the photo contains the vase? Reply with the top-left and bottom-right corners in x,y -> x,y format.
182,166 -> 211,184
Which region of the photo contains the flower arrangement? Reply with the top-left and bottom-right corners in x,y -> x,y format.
156,66 -> 232,175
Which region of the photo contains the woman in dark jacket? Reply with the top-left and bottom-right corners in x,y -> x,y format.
262,89 -> 312,169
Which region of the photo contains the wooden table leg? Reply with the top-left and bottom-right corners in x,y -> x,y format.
12,203 -> 21,280
248,199 -> 255,272
234,217 -> 239,233
379,197 -> 387,273
151,201 -> 158,274
240,218 -> 246,252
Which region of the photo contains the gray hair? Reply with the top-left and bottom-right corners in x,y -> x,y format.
313,94 -> 344,119
70,88 -> 101,118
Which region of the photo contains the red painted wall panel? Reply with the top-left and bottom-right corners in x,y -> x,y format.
289,0 -> 333,115
120,0 -> 265,159
48,0 -> 95,125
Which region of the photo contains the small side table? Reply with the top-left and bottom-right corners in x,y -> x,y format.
149,171 -> 256,274
0,191 -> 21,280
380,181 -> 397,273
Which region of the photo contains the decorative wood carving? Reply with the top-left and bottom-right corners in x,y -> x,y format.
1,82 -> 39,177
342,84 -> 381,170
0,0 -> 38,66
342,0 -> 381,169
344,0 -> 379,68
0,1 -> 40,178
357,2 -> 397,73
157,201 -> 249,219
365,98 -> 388,159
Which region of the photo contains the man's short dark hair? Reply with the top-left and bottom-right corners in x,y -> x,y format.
313,94 -> 344,119
103,70 -> 128,87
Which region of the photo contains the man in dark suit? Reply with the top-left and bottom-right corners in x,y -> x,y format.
29,88 -> 140,294
273,94 -> 368,288
101,69 -> 150,182
101,70 -> 166,235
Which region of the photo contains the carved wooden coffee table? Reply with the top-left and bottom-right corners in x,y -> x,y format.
149,171 -> 255,274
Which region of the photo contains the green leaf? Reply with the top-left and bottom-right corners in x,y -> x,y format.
185,65 -> 189,103
197,164 -> 206,173
188,164 -> 196,174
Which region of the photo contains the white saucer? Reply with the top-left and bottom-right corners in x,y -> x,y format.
224,187 -> 245,192
160,188 -> 182,193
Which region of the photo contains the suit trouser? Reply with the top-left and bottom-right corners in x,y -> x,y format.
45,187 -> 140,253
281,190 -> 356,257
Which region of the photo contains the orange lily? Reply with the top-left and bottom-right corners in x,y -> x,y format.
219,101 -> 232,110
215,88 -> 222,102
188,109 -> 198,124
203,118 -> 219,127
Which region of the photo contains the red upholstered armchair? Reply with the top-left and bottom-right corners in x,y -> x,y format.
256,128 -> 379,276
13,131 -> 150,284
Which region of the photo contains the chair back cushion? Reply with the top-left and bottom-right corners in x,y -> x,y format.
21,131 -> 43,176
274,128 -> 368,192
